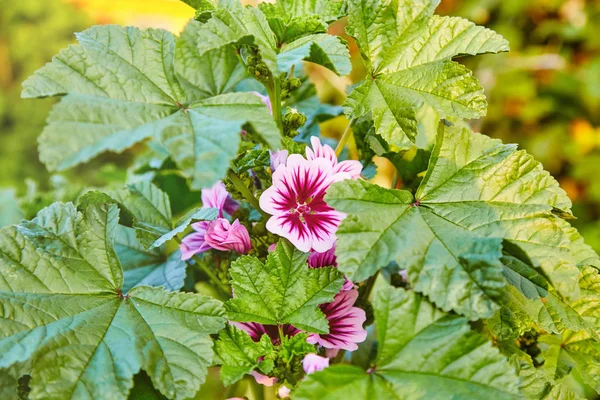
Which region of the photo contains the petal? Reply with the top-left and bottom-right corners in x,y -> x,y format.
266,215 -> 312,253
180,231 -> 210,260
252,371 -> 277,387
306,136 -> 337,165
334,160 -> 363,179
201,181 -> 229,215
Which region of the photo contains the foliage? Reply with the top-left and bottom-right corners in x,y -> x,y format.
0,0 -> 599,399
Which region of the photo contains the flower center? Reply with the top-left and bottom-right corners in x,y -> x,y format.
296,204 -> 310,214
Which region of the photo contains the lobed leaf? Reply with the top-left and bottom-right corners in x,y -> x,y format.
326,123 -> 586,320
0,203 -> 226,400
226,241 -> 344,333
344,0 -> 509,148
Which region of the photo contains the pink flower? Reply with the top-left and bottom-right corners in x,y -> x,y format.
305,137 -> 362,179
270,149 -> 288,172
180,181 -> 240,259
308,244 -> 353,291
302,353 -> 329,375
180,221 -> 211,260
307,289 -> 367,351
259,155 -> 347,252
232,322 -> 300,345
202,180 -> 238,217
278,385 -> 291,398
204,218 -> 252,254
251,371 -> 277,386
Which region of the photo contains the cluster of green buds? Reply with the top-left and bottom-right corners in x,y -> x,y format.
282,107 -> 307,138
245,48 -> 271,83
279,72 -> 302,99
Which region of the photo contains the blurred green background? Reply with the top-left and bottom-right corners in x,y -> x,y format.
1,0 -> 599,243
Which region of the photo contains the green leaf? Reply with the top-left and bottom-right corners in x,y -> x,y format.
344,0 -> 509,148
278,34 -> 351,76
296,286 -> 520,400
259,0 -> 346,23
326,123 -> 582,320
294,365 -> 400,400
160,92 -> 280,189
493,244 -> 597,339
175,20 -> 247,101
151,207 -> 219,249
541,335 -> 600,394
0,203 -> 226,400
226,241 -> 344,333
194,6 -> 279,73
22,25 -> 185,171
115,225 -> 187,292
111,182 -> 172,248
214,325 -> 274,386
267,15 -> 328,44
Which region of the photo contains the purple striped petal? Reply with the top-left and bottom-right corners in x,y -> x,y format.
306,290 -> 367,351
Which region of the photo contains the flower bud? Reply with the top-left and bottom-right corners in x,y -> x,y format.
204,218 -> 251,254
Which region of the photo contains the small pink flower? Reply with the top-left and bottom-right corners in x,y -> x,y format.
305,137 -> 362,179
307,289 -> 367,351
302,353 -> 329,375
267,243 -> 278,252
232,322 -> 299,345
308,244 -> 353,291
270,149 -> 288,172
251,371 -> 277,386
180,221 -> 211,260
278,385 -> 291,398
204,218 -> 251,254
202,180 -> 238,217
259,155 -> 348,253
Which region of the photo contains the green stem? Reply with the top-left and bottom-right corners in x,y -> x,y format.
173,236 -> 230,296
335,119 -> 355,157
269,77 -> 284,135
228,170 -> 270,219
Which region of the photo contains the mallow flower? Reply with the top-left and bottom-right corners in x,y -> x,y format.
180,181 -> 242,259
260,137 -> 362,253
204,218 -> 251,254
302,353 -> 329,375
306,289 -> 367,351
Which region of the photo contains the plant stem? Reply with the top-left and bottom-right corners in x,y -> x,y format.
173,236 -> 230,296
335,119 -> 355,157
227,170 -> 270,219
269,77 -> 284,135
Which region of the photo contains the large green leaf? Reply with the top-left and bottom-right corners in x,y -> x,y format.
226,241 -> 344,333
326,123 -> 586,320
214,325 -> 274,386
115,225 -> 187,293
295,286 -> 520,400
0,203 -> 226,400
175,20 -> 247,101
344,0 -> 509,148
160,92 -> 279,189
22,25 -> 184,171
